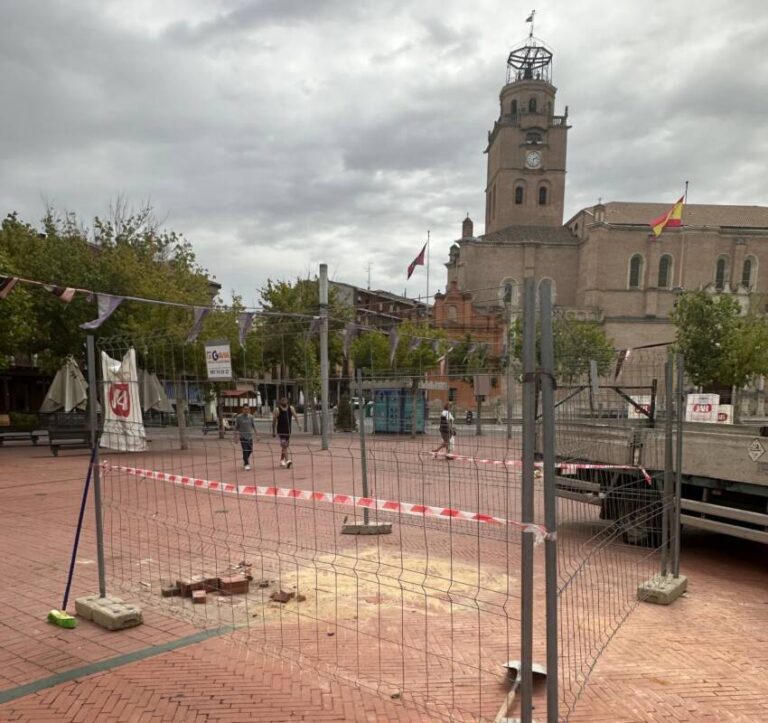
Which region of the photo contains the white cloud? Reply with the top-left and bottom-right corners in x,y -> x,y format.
2,0 -> 768,303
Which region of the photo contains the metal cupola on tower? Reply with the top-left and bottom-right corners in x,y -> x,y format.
484,12 -> 570,232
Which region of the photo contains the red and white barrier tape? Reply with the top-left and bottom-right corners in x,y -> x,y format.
103,463 -> 553,543
431,452 -> 652,485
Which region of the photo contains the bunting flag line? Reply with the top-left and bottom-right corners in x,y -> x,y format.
44,285 -> 76,304
185,307 -> 210,344
388,327 -> 399,366
431,339 -> 441,354
80,294 -> 124,330
650,195 -> 684,238
407,243 -> 427,280
343,322 -> 357,358
237,312 -> 256,347
0,276 -> 19,300
408,337 -> 421,352
614,349 -> 630,381
306,317 -> 321,340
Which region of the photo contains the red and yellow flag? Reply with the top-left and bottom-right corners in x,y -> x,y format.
650,196 -> 684,238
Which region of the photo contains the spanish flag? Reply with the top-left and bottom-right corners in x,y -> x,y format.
650,196 -> 684,238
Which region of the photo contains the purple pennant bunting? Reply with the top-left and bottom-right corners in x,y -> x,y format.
408,337 -> 420,352
431,339 -> 441,354
44,284 -> 76,304
186,307 -> 210,344
80,294 -> 123,330
614,349 -> 630,381
343,322 -> 357,358
388,328 -> 399,366
305,317 -> 321,340
0,276 -> 19,300
237,312 -> 256,347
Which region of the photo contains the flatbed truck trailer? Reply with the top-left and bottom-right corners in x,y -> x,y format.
552,420 -> 768,546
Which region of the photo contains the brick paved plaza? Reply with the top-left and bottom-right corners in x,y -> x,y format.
0,430 -> 766,722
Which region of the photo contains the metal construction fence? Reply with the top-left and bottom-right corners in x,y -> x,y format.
68,278 -> 684,722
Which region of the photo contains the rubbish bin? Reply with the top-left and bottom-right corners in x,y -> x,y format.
465,410 -> 474,425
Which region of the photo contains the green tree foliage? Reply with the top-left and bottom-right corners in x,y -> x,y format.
0,206 -> 216,371
671,290 -> 768,389
350,331 -> 390,373
257,277 -> 350,396
513,317 -> 614,383
393,321 -> 445,373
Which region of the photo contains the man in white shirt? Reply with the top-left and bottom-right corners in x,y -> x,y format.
432,402 -> 455,456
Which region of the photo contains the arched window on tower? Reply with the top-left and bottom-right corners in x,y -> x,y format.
658,254 -> 673,289
500,278 -> 518,306
742,256 -> 757,289
538,186 -> 548,205
511,100 -> 517,116
715,255 -> 729,290
515,186 -> 524,205
537,278 -> 557,304
628,254 -> 644,290
528,97 -> 537,113
526,131 -> 542,144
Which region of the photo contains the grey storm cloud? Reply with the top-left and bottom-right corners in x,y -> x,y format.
2,0 -> 768,301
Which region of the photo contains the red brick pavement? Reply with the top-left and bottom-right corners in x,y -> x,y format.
0,432 -> 766,721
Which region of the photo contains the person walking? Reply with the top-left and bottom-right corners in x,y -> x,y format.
234,403 -> 259,470
272,396 -> 301,468
432,402 -> 455,457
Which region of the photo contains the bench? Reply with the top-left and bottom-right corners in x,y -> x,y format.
49,429 -> 91,456
0,430 -> 43,446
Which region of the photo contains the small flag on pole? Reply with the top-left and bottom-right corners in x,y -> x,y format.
650,195 -> 684,238
407,243 -> 427,280
526,12 -> 534,22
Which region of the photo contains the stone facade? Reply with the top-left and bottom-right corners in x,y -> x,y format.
435,39 -> 768,354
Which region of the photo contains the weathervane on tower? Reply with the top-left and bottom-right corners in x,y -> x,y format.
526,9 -> 536,37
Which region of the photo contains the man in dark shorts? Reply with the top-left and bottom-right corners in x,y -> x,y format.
234,403 -> 259,470
272,396 -> 301,468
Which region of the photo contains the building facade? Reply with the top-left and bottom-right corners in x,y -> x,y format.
435,35 -> 768,354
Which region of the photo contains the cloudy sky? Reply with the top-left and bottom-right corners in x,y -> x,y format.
2,0 -> 768,305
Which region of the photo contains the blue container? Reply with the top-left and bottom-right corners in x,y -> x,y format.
373,389 -> 427,434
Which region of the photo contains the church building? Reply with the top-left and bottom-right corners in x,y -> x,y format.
434,34 -> 768,353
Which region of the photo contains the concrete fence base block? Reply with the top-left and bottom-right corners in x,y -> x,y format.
637,573 -> 688,605
75,594 -> 144,630
341,522 -> 393,535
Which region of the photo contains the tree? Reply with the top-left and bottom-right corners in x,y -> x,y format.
0,206 -> 217,371
671,290 -> 768,394
350,331 -> 390,373
512,317 -> 614,383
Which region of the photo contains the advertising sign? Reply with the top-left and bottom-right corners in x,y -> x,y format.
685,393 -> 719,423
627,395 -> 652,420
205,341 -> 233,381
716,404 -> 734,424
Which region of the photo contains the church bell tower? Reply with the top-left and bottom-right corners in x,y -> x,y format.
485,34 -> 569,232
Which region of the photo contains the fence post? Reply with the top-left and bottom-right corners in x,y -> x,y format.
539,280 -> 559,723
673,353 -> 684,578
661,355 -> 674,576
520,277 -> 536,723
357,369 -> 369,527
319,263 -> 330,450
86,335 -> 107,598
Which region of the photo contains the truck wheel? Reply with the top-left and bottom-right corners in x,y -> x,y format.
620,496 -> 662,548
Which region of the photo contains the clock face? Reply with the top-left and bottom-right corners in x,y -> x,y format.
525,150 -> 542,169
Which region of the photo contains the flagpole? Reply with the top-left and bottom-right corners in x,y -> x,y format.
679,181 -> 689,288
426,230 -> 430,327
